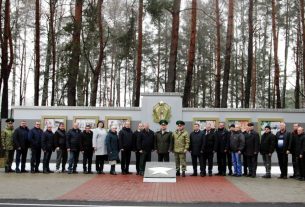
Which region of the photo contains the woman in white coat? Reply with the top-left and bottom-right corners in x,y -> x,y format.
93,121 -> 108,174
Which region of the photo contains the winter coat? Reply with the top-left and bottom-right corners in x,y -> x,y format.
28,127 -> 43,149
119,127 -> 134,151
132,130 -> 142,151
275,130 -> 291,153
154,131 -> 172,154
105,130 -> 119,161
202,129 -> 217,153
1,127 -> 14,150
13,126 -> 30,150
260,132 -> 276,155
66,128 -> 82,151
54,129 -> 67,149
243,130 -> 260,156
288,131 -> 298,154
230,131 -> 245,152
296,133 -> 305,156
41,130 -> 55,151
215,128 -> 230,153
92,128 -> 107,155
189,130 -> 204,156
171,130 -> 190,153
137,129 -> 155,152
81,130 -> 93,151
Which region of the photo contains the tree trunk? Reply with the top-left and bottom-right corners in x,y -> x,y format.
165,0 -> 181,92
67,0 -> 83,106
183,0 -> 197,107
221,0 -> 234,108
1,0 -> 14,118
214,0 -> 221,108
134,0 -> 143,107
34,0 -> 40,106
271,0 -> 281,108
245,0 -> 254,108
300,0 -> 305,101
90,0 -> 104,106
50,0 -> 57,106
295,31 -> 300,109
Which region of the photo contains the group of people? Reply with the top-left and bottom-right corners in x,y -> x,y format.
1,118 -> 305,180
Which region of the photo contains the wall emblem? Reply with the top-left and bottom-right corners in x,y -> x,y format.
152,101 -> 171,123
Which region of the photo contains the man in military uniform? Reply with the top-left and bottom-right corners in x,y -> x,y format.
1,118 -> 15,173
171,120 -> 190,177
155,120 -> 172,162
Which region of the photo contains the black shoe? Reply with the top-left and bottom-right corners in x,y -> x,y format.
43,170 -> 49,174
215,173 -> 221,176
246,174 -> 252,177
136,171 -> 140,175
176,171 -> 180,176
126,172 -> 132,175
262,175 -> 271,179
182,171 -> 186,177
222,173 -> 226,176
48,170 -> 54,173
68,171 -> 72,174
30,170 -> 36,174
289,175 -> 295,179
35,170 -> 42,173
8,168 -> 14,173
84,171 -> 89,174
110,171 -> 117,175
191,173 -> 197,176
4,167 -> 8,173
228,171 -> 233,176
87,171 -> 93,174
209,173 -> 212,177
21,170 -> 29,173
72,171 -> 78,174
139,172 -> 144,176
16,169 -> 21,173
122,171 -> 127,175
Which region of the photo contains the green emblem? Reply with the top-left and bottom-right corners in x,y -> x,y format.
152,101 -> 171,123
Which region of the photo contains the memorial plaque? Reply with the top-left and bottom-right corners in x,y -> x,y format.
143,162 -> 176,183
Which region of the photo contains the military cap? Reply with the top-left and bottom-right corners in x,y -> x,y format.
264,125 -> 271,130
229,124 -> 235,128
159,120 -> 168,125
5,118 -> 14,123
176,120 -> 185,126
247,122 -> 254,127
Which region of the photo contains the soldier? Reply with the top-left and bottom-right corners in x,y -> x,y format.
229,125 -> 245,177
243,123 -> 260,178
133,123 -> 144,175
41,124 -> 55,173
13,120 -> 30,173
119,121 -> 134,174
171,120 -> 190,177
202,123 -> 217,176
215,122 -> 230,176
137,123 -> 155,176
28,121 -> 43,173
1,118 -> 15,173
275,122 -> 290,179
67,123 -> 82,174
260,125 -> 276,178
81,125 -> 94,174
189,123 -> 204,176
154,120 -> 172,162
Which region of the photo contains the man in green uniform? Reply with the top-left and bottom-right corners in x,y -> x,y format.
171,120 -> 190,177
155,120 -> 172,162
1,118 -> 15,173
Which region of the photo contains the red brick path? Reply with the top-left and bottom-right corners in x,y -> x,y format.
58,175 -> 255,203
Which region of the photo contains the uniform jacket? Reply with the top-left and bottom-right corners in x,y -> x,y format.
105,130 -> 119,161
28,127 -> 43,149
92,128 -> 108,155
13,126 -> 29,150
154,131 -> 172,154
260,132 -> 276,154
171,129 -> 190,153
1,127 -> 14,150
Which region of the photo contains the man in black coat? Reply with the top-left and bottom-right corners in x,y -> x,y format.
137,123 -> 155,176
260,125 -> 276,178
13,120 -> 30,173
189,123 -> 204,176
296,127 -> 305,181
202,124 -> 217,176
287,123 -> 300,178
275,122 -> 290,179
54,123 -> 67,173
243,123 -> 260,178
133,123 -> 144,175
41,125 -> 55,173
67,123 -> 82,174
119,121 -> 134,175
28,122 -> 43,173
215,122 -> 230,176
81,125 -> 94,174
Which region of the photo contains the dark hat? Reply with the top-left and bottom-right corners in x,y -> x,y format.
247,122 -> 254,127
5,118 -> 14,123
265,125 -> 271,130
229,124 -> 235,128
176,120 -> 185,126
159,120 -> 168,125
